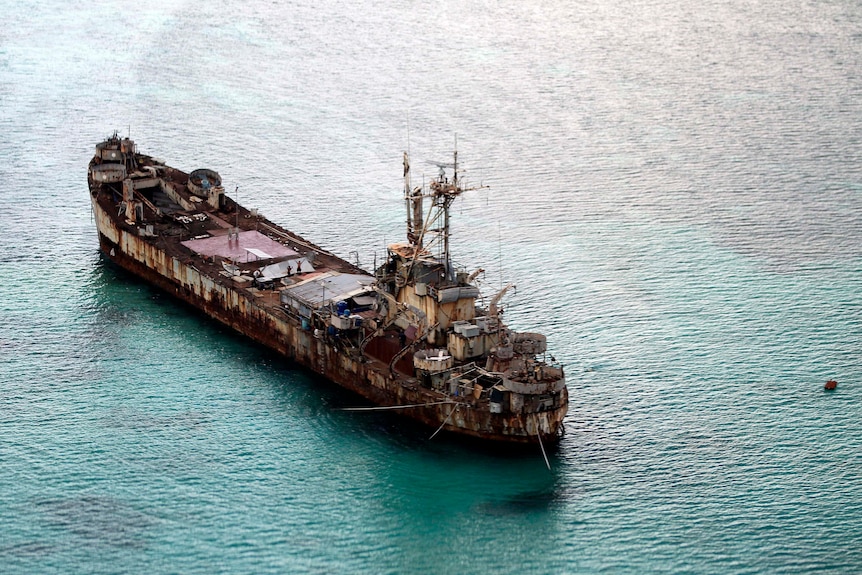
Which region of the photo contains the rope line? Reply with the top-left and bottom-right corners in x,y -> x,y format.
429,405 -> 458,440
536,415 -> 551,471
338,400 -> 456,412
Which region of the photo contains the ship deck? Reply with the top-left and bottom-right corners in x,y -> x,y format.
90,152 -> 423,377
88,145 -> 567,444
92,154 -> 368,314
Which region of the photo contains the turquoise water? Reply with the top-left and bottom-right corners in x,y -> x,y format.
2,0 -> 862,573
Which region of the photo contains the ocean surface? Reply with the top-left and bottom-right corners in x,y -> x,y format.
2,0 -> 862,573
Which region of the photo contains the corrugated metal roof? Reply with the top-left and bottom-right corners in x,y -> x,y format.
245,248 -> 273,260
259,257 -> 312,280
283,272 -> 375,309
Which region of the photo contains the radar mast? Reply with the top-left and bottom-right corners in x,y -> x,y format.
402,144 -> 483,284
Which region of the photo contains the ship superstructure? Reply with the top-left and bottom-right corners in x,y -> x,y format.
88,133 -> 568,445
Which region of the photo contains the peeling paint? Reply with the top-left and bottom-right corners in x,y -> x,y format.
87,135 -> 568,445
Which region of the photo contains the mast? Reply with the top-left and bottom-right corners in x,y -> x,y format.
443,149 -> 457,280
400,143 -> 483,285
434,148 -> 460,283
403,151 -> 413,241
404,151 -> 424,247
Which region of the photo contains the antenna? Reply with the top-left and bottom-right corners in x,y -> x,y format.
498,222 -> 503,291
454,133 -> 458,183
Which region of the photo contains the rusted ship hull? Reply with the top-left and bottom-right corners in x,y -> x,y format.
88,136 -> 568,446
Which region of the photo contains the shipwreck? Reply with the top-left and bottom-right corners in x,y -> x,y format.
88,134 -> 568,446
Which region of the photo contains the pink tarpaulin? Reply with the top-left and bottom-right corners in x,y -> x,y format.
181,230 -> 298,261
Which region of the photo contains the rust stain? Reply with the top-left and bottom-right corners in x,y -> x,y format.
88,134 -> 568,445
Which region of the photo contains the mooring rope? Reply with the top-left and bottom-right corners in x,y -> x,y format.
429,404 -> 458,440
338,400 -> 457,412
535,415 -> 551,471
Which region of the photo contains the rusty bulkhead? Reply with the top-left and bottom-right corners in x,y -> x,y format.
88,133 -> 568,445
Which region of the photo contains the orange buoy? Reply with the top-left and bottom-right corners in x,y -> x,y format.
824,380 -> 838,391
